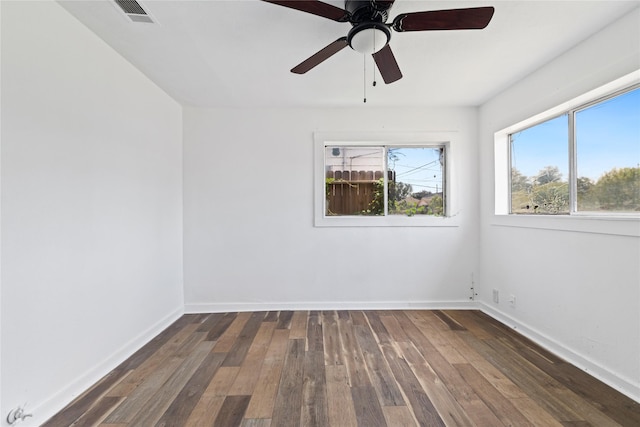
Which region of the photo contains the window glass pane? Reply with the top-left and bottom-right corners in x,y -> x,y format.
325,146 -> 385,216
388,147 -> 444,216
576,88 -> 640,212
510,115 -> 569,214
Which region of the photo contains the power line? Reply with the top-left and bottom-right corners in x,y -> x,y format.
396,160 -> 439,177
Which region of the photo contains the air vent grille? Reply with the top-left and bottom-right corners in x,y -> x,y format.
114,0 -> 155,24
115,0 -> 145,15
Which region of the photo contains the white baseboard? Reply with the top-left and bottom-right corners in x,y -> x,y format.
28,306 -> 184,427
479,302 -> 640,403
184,300 -> 478,313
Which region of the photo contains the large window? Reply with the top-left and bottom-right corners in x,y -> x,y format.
314,132 -> 457,227
509,85 -> 639,215
325,146 -> 445,217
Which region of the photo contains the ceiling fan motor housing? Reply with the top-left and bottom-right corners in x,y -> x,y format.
345,1 -> 392,54
345,0 -> 390,24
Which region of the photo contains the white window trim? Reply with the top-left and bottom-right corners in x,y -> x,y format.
493,70 -> 640,237
314,131 -> 460,227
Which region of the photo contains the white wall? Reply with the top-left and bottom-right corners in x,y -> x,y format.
2,2 -> 638,424
183,107 -> 479,312
0,1 -> 3,420
1,1 -> 183,425
478,8 -> 640,400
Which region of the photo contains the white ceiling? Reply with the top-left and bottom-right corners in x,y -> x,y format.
58,0 -> 639,107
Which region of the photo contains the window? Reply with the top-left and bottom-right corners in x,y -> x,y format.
325,146 -> 444,217
575,88 -> 639,212
511,115 -> 569,214
314,132 -> 457,227
509,85 -> 639,215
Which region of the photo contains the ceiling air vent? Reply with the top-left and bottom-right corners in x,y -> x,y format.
114,0 -> 155,24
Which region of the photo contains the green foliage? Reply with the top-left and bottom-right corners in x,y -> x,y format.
577,176 -> 596,209
511,166 -> 640,213
325,178 -> 336,215
511,166 -> 568,214
363,178 -> 385,216
594,167 -> 640,211
325,178 -> 335,198
428,195 -> 444,216
412,190 -> 433,199
511,168 -> 530,192
390,181 -> 413,203
531,181 -> 569,214
363,179 -> 441,216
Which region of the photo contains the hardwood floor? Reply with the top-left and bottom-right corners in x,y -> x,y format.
44,310 -> 640,426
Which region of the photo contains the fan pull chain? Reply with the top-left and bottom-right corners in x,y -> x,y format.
373,63 -> 377,87
372,29 -> 377,87
363,54 -> 367,103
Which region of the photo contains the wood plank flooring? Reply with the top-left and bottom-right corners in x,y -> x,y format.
44,310 -> 640,426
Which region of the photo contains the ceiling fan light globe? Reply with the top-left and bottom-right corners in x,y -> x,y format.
349,26 -> 389,55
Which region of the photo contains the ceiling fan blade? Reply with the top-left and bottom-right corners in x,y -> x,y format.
291,37 -> 349,74
372,44 -> 402,84
393,7 -> 495,32
261,0 -> 350,22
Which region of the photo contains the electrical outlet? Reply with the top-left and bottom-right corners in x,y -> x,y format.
492,289 -> 499,303
509,294 -> 516,307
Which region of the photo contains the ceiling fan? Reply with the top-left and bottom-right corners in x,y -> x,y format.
262,0 -> 495,84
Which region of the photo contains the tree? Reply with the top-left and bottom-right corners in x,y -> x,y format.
511,167 -> 530,192
519,166 -> 569,213
594,167 -> 640,211
510,167 -> 533,213
412,190 -> 433,199
390,181 -> 413,202
428,195 -> 444,216
577,176 -> 595,195
535,166 -> 562,185
531,181 -> 569,213
577,176 -> 596,209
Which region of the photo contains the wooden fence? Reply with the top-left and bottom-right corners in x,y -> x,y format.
325,170 -> 395,215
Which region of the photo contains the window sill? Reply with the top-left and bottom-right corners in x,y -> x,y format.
491,214 -> 640,237
315,215 -> 461,228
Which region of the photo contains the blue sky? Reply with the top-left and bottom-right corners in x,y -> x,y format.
511,87 -> 639,182
390,147 -> 443,194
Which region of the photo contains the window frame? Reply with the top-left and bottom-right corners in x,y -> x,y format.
314,132 -> 460,227
494,71 -> 640,237
508,112 -> 571,215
